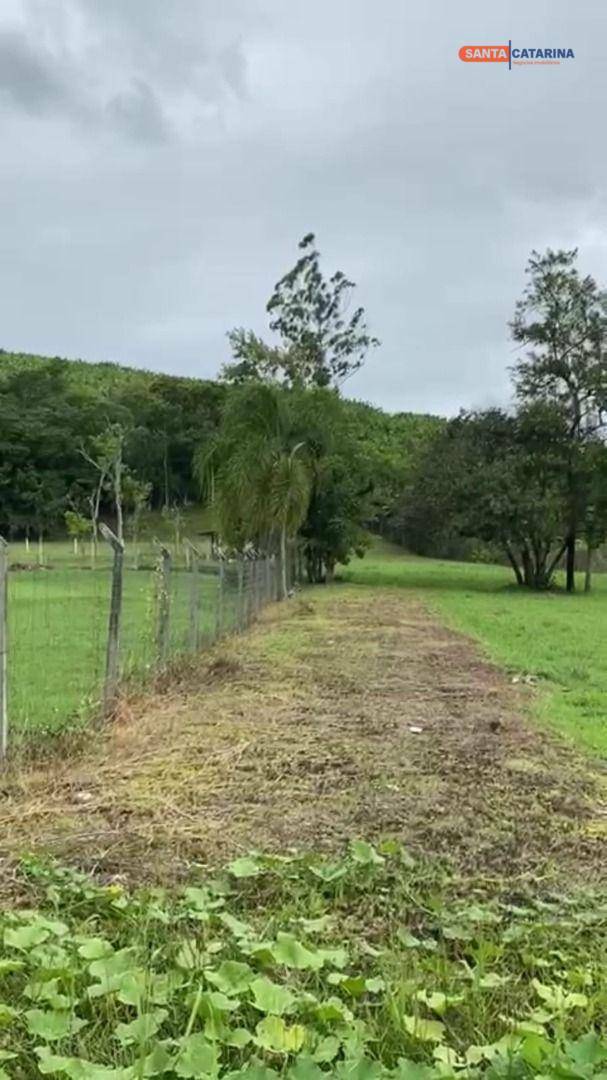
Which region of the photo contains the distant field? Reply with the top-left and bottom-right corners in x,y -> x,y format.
340,540 -> 607,757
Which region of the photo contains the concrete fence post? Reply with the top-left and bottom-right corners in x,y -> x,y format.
237,559 -> 245,631
185,540 -> 201,651
156,545 -> 172,665
100,523 -> 125,717
0,537 -> 8,759
215,561 -> 225,639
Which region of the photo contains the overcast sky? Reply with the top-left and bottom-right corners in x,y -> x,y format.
1,1 -> 605,416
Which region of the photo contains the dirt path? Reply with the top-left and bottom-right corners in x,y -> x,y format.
2,585 -> 607,895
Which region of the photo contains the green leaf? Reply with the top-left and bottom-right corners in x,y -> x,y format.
478,971 -> 511,989
333,1058 -> 384,1080
89,948 -> 137,981
250,976 -> 296,1015
24,977 -> 72,1010
224,1028 -> 253,1049
402,1015 -> 445,1043
0,959 -> 24,974
175,1033 -> 219,1078
288,1056 -> 326,1080
392,1058 -> 436,1079
4,922 -> 50,950
328,973 -> 366,998
206,960 -> 255,996
25,1009 -> 87,1042
415,989 -> 463,1015
36,1047 -> 131,1079
0,1004 -> 18,1027
272,933 -> 323,970
220,912 -> 253,938
312,1036 -> 341,1063
309,863 -> 348,883
566,1033 -> 607,1068
255,1015 -> 306,1054
77,938 -> 114,961
227,856 -> 263,878
113,1009 -> 167,1047
349,841 -> 384,866
315,997 -> 353,1023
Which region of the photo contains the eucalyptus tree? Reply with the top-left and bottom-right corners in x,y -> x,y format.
222,234 -> 379,390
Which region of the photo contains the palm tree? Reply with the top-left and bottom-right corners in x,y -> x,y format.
194,384 -> 311,598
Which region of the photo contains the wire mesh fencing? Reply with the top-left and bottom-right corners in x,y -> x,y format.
0,529 -> 299,756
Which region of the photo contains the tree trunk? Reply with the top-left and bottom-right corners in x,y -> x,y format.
521,546 -> 534,588
565,532 -> 576,593
280,522 -> 288,599
584,543 -> 593,593
504,545 -> 523,587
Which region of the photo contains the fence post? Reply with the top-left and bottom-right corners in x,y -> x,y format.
185,540 -> 201,651
262,557 -> 268,609
0,538 -> 8,760
156,545 -> 172,665
215,561 -> 225,639
237,559 -> 245,631
100,523 -> 124,718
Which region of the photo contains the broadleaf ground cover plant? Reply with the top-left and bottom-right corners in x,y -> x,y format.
2,843 -> 607,1078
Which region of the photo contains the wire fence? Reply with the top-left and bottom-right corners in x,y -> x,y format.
0,530 -> 299,756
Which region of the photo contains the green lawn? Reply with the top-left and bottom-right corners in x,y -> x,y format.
6,544 -> 234,741
340,541 -> 607,758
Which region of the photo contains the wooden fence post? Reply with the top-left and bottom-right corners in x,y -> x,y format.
156,545 -> 172,665
100,523 -> 124,717
0,537 -> 8,760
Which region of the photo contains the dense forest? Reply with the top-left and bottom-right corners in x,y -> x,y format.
0,348 -> 440,557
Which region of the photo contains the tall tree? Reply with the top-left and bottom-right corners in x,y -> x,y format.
510,248 -> 607,591
222,234 -> 379,389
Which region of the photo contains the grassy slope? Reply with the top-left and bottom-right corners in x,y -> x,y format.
340,541 -> 607,757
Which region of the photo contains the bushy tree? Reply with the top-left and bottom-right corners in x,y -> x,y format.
511,248 -> 607,590
401,405 -> 571,589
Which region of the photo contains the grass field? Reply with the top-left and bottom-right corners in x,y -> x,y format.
6,542 -> 230,740
340,541 -> 607,758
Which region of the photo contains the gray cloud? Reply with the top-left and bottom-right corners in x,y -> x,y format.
106,79 -> 169,144
0,30 -> 69,114
0,0 -> 606,415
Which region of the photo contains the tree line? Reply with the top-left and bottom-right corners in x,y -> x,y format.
3,238 -> 605,592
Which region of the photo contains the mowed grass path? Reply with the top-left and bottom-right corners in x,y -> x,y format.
340,541 -> 607,757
